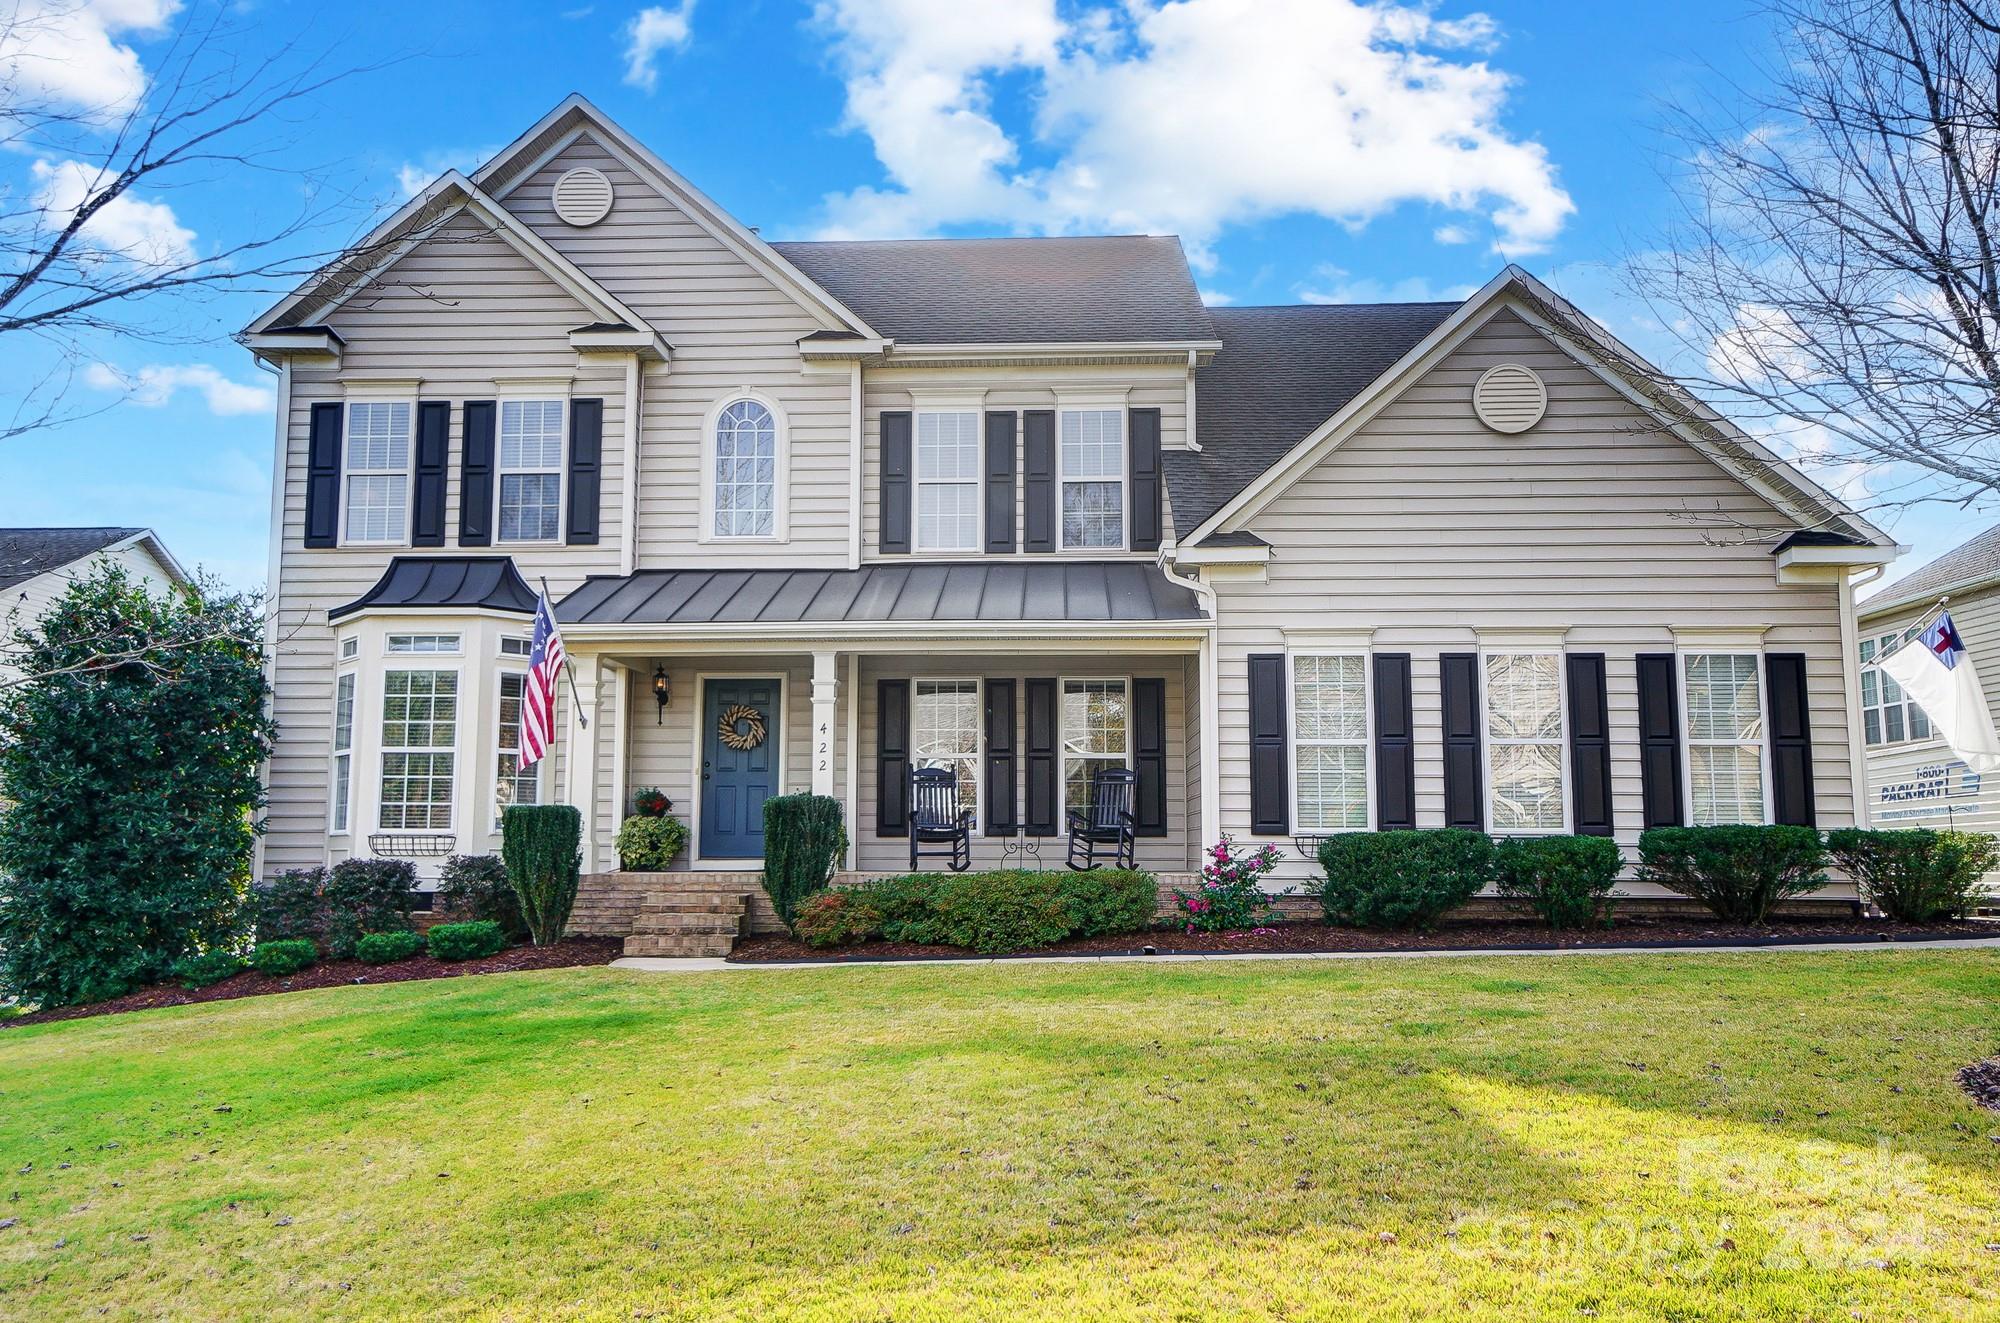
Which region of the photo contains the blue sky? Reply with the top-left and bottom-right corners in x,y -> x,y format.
0,0 -> 1970,591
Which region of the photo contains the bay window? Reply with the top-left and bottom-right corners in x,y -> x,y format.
1683,653 -> 1766,824
914,411 -> 981,551
330,672 -> 356,834
913,679 -> 981,820
495,671 -> 541,824
1484,653 -> 1567,833
1292,654 -> 1369,831
1059,409 -> 1125,550
1061,678 -> 1130,814
379,669 -> 457,831
497,399 -> 565,542
343,401 -> 412,544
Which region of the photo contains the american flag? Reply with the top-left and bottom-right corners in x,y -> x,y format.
518,591 -> 565,770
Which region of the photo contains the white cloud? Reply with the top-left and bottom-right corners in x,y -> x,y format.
1707,302 -> 1822,388
86,362 -> 274,415
1433,224 -> 1472,245
0,0 -> 179,121
810,0 -> 1573,264
622,2 -> 696,92
32,157 -> 196,266
395,145 -> 501,198
1199,288 -> 1235,306
1297,266 -> 1478,305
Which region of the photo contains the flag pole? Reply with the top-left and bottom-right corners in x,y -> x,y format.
539,576 -> 589,730
1878,595 -> 1951,661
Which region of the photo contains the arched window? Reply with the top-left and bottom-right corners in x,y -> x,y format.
711,398 -> 779,538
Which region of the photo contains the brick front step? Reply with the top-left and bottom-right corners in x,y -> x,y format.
632,914 -> 741,937
623,931 -> 737,958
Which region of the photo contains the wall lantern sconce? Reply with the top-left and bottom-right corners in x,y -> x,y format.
652,665 -> 671,724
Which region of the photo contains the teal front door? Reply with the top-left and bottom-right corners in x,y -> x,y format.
700,679 -> 779,860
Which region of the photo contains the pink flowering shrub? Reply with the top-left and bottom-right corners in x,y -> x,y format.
1174,836 -> 1281,932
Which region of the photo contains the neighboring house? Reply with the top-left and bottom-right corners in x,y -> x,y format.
240,96 -> 1899,946
1857,527 -> 2000,842
0,527 -> 188,684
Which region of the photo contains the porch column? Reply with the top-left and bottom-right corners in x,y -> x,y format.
811,649 -> 839,796
564,652 -> 602,870
606,660 -> 630,851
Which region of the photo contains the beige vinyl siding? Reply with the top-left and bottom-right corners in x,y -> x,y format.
498,135 -> 852,566
852,655 -> 1193,873
263,217 -> 626,875
1209,309 -> 1857,891
858,366 -> 1188,559
1859,583 -> 2000,864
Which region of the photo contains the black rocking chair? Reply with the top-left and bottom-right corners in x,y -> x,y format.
908,765 -> 973,872
1066,768 -> 1138,871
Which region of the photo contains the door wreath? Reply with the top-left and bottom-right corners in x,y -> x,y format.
717,703 -> 767,751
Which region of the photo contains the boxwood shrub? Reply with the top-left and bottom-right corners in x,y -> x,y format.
1827,827 -> 1996,922
171,949 -> 246,989
354,930 -> 428,964
437,853 -> 525,939
1318,830 -> 1494,931
791,890 -> 885,948
1493,835 -> 1624,929
792,869 -> 1157,953
762,794 -> 848,927
252,938 -> 316,977
426,920 -> 508,962
614,815 -> 690,872
322,858 -> 417,957
503,805 -> 582,947
1637,825 -> 1828,923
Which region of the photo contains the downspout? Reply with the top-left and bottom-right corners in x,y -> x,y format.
848,359 -> 863,569
620,354 -> 642,576
1160,546 -> 1220,863
1185,350 -> 1201,452
253,354 -> 290,881
1840,563 -> 1886,827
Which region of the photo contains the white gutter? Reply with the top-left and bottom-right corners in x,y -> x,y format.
1160,550 -> 1222,859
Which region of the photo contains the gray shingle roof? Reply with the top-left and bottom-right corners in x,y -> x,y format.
1167,302 -> 1461,536
1861,524 -> 2000,617
557,562 -> 1206,627
0,527 -> 146,591
330,556 -> 539,620
771,235 -> 1215,345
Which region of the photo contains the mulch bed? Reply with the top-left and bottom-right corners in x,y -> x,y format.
729,914 -> 1999,963
1958,1058 -> 2000,1113
1,937 -> 622,1028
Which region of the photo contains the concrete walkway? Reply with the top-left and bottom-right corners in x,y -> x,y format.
609,934 -> 2000,974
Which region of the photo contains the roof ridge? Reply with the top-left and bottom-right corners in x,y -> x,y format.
770,233 -> 1177,247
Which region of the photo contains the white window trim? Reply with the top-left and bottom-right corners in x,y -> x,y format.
377,663 -> 463,834
383,632 -> 464,657
1287,651 -> 1374,835
1056,406 -> 1129,553
1478,648 -> 1572,837
699,390 -> 790,543
1058,675 -> 1133,815
339,397 -> 416,547
494,397 -> 569,546
1675,648 -> 1774,827
912,409 -> 985,555
912,676 -> 983,830
329,669 -> 357,836
493,668 -> 542,830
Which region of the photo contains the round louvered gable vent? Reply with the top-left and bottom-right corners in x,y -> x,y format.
552,167 -> 614,227
1472,363 -> 1547,434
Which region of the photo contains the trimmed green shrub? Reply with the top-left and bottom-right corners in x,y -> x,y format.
355,930 -> 427,964
437,854 -> 525,939
1828,827 -> 1997,922
929,871 -> 1073,953
615,815 -> 690,871
252,939 -> 316,977
860,872 -> 951,944
1056,869 -> 1159,937
427,920 -> 507,962
762,794 -> 847,927
792,890 -> 885,948
1319,830 -> 1494,931
322,858 -> 416,957
1494,835 -> 1624,929
1638,826 -> 1828,924
251,867 -> 327,944
503,805 -> 582,946
171,949 -> 246,989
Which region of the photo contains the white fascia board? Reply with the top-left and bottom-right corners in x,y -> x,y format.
798,335 -> 894,357
241,329 -> 342,366
568,326 -> 669,360
1169,544 -> 1271,567
886,340 -> 1222,363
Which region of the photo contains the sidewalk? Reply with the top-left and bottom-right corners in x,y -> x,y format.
610,934 -> 2000,974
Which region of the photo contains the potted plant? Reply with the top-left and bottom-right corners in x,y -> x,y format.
632,786 -> 671,818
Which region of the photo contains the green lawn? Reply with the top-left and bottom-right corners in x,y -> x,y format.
2,952 -> 1998,1321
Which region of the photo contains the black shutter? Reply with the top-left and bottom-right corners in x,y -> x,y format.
985,679 -> 1018,835
1129,407 -> 1163,552
1636,653 -> 1685,829
1133,677 -> 1168,836
1373,653 -> 1416,830
1766,652 -> 1816,826
1440,652 -> 1484,830
876,679 -> 909,836
1566,653 -> 1615,837
1248,654 -> 1289,836
880,410 -> 912,554
985,412 -> 1016,555
304,401 -> 343,548
458,400 -> 496,547
1023,410 -> 1055,553
1025,678 -> 1058,834
411,400 -> 450,548
566,397 -> 603,545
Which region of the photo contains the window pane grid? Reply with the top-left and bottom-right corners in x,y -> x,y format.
913,680 -> 980,818
1061,679 -> 1129,815
379,669 -> 456,831
1860,632 -> 1934,747
1684,653 -> 1764,825
1059,409 -> 1124,549
331,672 -> 355,833
496,672 -> 540,822
916,411 -> 981,551
1485,653 -> 1565,833
497,399 -> 564,542
344,402 -> 410,544
714,399 -> 777,537
1294,655 -> 1368,831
